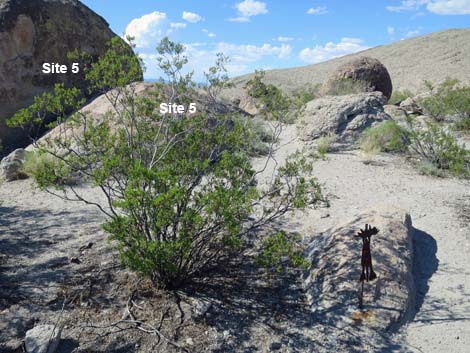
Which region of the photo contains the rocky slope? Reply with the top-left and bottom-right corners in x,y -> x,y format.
226,28 -> 470,98
0,0 -> 139,150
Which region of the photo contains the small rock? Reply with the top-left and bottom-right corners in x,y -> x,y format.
185,338 -> 194,345
223,330 -> 230,338
0,149 -> 27,181
400,97 -> 423,115
25,324 -> 61,353
189,298 -> 212,319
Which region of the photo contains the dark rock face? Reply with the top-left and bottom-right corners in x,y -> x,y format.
0,0 -> 141,151
322,56 -> 393,101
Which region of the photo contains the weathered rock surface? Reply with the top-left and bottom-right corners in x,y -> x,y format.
0,0 -> 138,150
300,92 -> 391,144
400,97 -> 423,115
303,205 -> 415,332
321,57 -> 393,100
0,147 -> 26,181
25,324 -> 61,353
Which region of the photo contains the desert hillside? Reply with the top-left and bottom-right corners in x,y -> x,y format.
227,28 -> 470,95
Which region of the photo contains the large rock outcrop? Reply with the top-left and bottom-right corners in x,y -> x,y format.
0,0 -> 139,150
322,57 -> 393,100
300,92 -> 391,145
303,206 -> 415,332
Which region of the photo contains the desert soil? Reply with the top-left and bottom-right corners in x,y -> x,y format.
1,123 -> 469,352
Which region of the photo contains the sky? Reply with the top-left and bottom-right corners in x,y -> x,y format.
80,0 -> 470,81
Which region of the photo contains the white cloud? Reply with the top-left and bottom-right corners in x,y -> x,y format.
276,36 -> 294,42
228,16 -> 251,22
307,6 -> 328,15
170,22 -> 187,29
140,41 -> 292,81
236,0 -> 268,16
202,29 -> 216,37
427,0 -> 470,14
387,26 -> 395,35
387,0 -> 470,14
299,37 -> 369,64
405,29 -> 421,37
216,42 -> 292,62
182,11 -> 203,23
124,11 -> 167,48
386,0 -> 429,12
230,0 -> 268,22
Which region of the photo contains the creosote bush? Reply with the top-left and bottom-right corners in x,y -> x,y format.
418,79 -> 470,126
405,117 -> 469,177
9,38 -> 325,289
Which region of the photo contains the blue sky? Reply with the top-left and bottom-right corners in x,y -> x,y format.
81,0 -> 470,80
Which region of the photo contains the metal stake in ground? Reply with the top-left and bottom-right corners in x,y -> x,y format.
355,224 -> 379,309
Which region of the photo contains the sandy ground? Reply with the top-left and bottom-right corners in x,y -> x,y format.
1,123 -> 469,352
255,124 -> 470,352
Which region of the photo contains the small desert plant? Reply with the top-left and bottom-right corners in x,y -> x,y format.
21,151 -> 75,185
359,146 -> 381,164
416,160 -> 446,177
405,117 -> 469,177
316,133 -> 337,159
389,89 -> 414,105
324,78 -> 371,96
359,120 -> 409,153
237,116 -> 275,156
256,231 -> 310,273
292,84 -> 321,107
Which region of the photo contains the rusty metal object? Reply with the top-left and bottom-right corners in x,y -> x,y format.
355,224 -> 379,308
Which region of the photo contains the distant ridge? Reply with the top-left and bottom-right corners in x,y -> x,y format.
228,28 -> 470,96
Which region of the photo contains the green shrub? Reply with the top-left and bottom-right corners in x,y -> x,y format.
455,118 -> 470,133
9,38 -> 324,289
21,151 -> 75,186
406,118 -> 469,177
418,78 -> 470,124
360,120 -> 408,153
389,89 -> 414,105
292,84 -> 321,107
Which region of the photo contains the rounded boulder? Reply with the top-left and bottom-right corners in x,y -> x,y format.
323,57 -> 393,101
